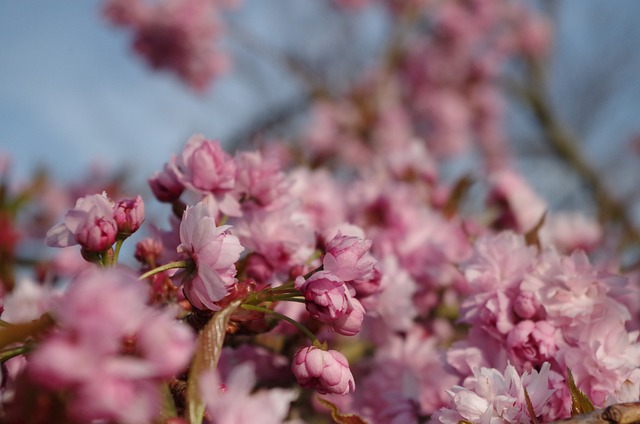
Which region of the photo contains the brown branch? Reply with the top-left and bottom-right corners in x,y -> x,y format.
518,59 -> 640,248
550,402 -> 640,424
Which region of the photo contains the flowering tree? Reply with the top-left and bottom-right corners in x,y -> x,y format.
2,1 -> 640,423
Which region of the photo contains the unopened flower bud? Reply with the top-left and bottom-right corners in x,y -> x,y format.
75,214 -> 117,252
113,195 -> 145,236
291,346 -> 355,395
135,238 -> 163,265
149,163 -> 184,202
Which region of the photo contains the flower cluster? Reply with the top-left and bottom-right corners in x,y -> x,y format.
0,0 -> 637,423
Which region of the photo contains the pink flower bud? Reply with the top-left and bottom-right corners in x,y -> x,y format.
291,346 -> 355,395
300,271 -> 365,335
323,230 -> 376,282
331,297 -> 365,336
172,135 -> 236,194
513,291 -> 540,320
46,193 -> 118,253
135,238 -> 163,265
75,214 -> 118,252
113,195 -> 145,236
302,272 -> 351,322
149,163 -> 184,202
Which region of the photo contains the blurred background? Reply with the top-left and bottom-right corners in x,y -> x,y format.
1,0 -> 640,213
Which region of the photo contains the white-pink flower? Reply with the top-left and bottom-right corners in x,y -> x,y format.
45,192 -> 117,252
435,362 -> 555,424
200,363 -> 296,424
177,200 -> 244,310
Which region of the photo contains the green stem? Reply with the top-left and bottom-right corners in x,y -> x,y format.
241,304 -> 320,346
111,238 -> 125,266
269,295 -> 306,303
139,260 -> 191,281
0,345 -> 29,363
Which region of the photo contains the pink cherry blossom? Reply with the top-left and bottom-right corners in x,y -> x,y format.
27,267 -> 195,423
172,135 -> 240,217
434,362 -> 556,424
233,150 -> 290,210
200,363 -> 296,424
45,192 -> 118,252
104,0 -> 230,91
298,271 -> 365,336
177,200 -> 244,310
113,195 -> 145,236
323,226 -> 376,283
148,162 -> 184,202
292,346 -> 355,395
234,202 -> 316,281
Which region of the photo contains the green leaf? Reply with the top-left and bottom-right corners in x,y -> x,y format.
317,396 -> 370,424
567,368 -> 595,416
186,300 -> 241,424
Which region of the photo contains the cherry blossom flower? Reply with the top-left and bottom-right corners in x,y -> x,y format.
200,363 -> 296,424
148,162 -> 184,202
113,195 -> 145,236
292,346 -> 355,395
297,271 -> 365,336
177,201 -> 244,310
45,192 -> 117,252
434,362 -> 556,424
323,226 -> 376,283
27,268 -> 195,423
171,134 -> 240,216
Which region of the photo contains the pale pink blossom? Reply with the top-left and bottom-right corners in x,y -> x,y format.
172,134 -> 240,216
234,202 -> 316,280
540,212 -> 602,253
28,268 -> 195,423
234,150 -> 290,209
356,327 -> 458,422
435,362 -> 555,424
292,346 -> 355,395
323,227 -> 376,283
1,277 -> 56,324
288,168 -> 347,232
487,169 -> 547,233
177,201 -> 244,310
506,320 -> 559,370
45,192 -> 117,252
200,363 -> 296,424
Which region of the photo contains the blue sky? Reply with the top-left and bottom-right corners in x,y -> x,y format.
1,0 -> 640,207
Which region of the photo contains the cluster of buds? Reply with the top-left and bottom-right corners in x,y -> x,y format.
45,192 -> 144,262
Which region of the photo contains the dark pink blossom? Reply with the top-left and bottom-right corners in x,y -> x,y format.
298,271 -> 365,336
292,346 -> 355,395
148,163 -> 184,202
113,195 -> 145,236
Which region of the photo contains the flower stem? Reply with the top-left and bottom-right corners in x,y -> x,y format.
240,304 -> 319,345
139,260 -> 191,281
111,238 -> 124,266
0,344 -> 30,363
269,295 -> 306,303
